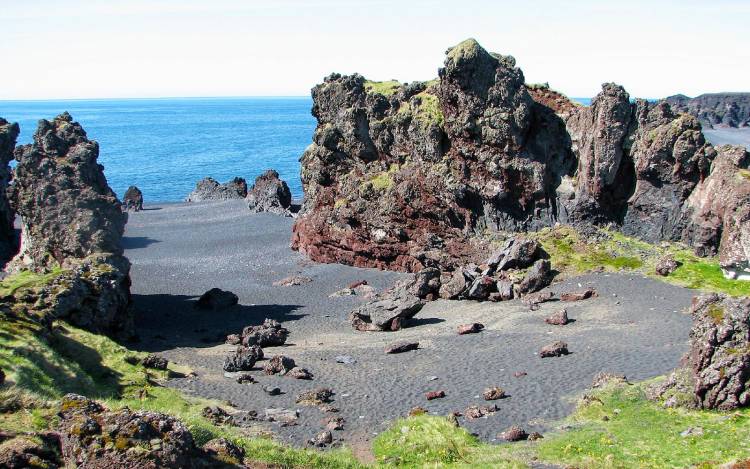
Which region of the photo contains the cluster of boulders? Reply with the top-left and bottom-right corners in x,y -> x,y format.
186,176 -> 248,201
0,113 -> 134,338
651,293 -> 750,411
186,170 -> 295,216
0,394 -> 251,468
348,236 -> 552,331
291,38 -> 750,279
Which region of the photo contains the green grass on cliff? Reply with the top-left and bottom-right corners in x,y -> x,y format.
531,225 -> 750,297
365,80 -> 402,97
0,267 -> 66,297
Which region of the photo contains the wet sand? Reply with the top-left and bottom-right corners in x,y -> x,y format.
126,200 -> 695,449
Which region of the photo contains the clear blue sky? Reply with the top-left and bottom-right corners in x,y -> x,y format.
1,0 -> 748,100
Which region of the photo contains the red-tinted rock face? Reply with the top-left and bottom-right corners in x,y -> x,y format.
292,38 -> 748,273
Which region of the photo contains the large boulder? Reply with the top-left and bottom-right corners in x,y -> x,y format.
689,294 -> 749,410
186,176 -> 247,202
349,279 -> 425,331
9,112 -> 127,272
0,118 -> 19,264
246,169 -> 293,216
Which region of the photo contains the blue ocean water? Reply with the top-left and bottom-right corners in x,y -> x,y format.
0,98 -> 315,202
0,96 -> 592,202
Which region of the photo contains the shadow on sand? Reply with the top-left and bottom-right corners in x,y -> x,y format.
122,236 -> 161,249
132,293 -> 304,352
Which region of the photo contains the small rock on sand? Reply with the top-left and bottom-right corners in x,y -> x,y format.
324,416 -> 345,431
482,387 -> 506,400
141,354 -> 168,370
540,341 -> 569,358
464,404 -> 498,420
195,288 -> 238,310
296,388 -> 334,405
273,275 -> 312,287
385,341 -> 419,354
457,323 -> 484,335
287,367 -> 314,380
263,386 -> 282,396
545,309 -> 570,325
560,288 -> 597,302
335,355 -> 356,364
236,373 -> 255,384
499,425 -> 528,442
513,371 -> 527,378
265,408 -> 298,424
426,390 -> 446,400
264,355 -> 296,375
655,256 -> 680,276
308,430 -> 333,447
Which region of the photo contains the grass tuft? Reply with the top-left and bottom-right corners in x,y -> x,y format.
365,80 -> 401,97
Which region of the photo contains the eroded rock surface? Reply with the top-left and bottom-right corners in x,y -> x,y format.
292,38 -> 749,273
246,169 -> 293,216
0,118 -> 19,263
186,176 -> 247,202
665,93 -> 750,128
122,185 -> 143,211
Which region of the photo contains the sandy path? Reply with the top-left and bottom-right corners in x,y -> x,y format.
126,200 -> 694,448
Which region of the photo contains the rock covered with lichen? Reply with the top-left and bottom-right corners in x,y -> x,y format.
291,38 -> 750,275
4,113 -> 133,337
0,118 -> 19,264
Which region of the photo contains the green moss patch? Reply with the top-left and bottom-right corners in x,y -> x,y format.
0,268 -> 66,297
365,80 -> 402,97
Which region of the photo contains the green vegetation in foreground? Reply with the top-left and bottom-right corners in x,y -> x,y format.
365,80 -> 402,97
0,267 -> 66,297
533,380 -> 750,468
531,225 -> 750,297
0,314 -> 362,468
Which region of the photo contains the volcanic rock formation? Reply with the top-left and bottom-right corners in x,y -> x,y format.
665,93 -> 750,128
292,38 -> 750,275
5,113 -> 133,337
123,185 -> 144,211
186,176 -> 248,202
246,169 -> 293,216
0,118 -> 19,263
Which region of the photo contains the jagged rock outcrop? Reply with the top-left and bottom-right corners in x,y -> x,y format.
0,118 -> 19,264
122,185 -> 143,211
5,113 -> 133,337
689,294 -> 749,410
9,112 -> 127,272
685,145 -> 750,278
186,176 -> 247,202
246,169 -> 293,216
665,93 -> 750,128
292,38 -> 748,273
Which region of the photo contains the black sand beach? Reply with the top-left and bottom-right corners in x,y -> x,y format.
125,200 -> 695,449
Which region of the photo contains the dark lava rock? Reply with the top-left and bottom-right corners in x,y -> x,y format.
655,255 -> 680,276
287,367 -> 314,380
246,169 -> 293,216
665,92 -> 750,128
410,267 -> 442,299
517,259 -> 552,295
466,275 -> 495,300
457,323 -> 484,335
0,118 -> 19,263
0,433 -> 61,469
296,388 -> 334,405
426,390 -> 446,400
292,39 -> 737,272
499,425 -> 528,442
689,294 -> 750,410
273,274 -> 312,286
201,406 -> 233,425
489,237 -> 542,272
122,185 -> 143,211
223,345 -> 263,372
141,354 -> 168,370
186,176 -> 247,202
545,309 -> 570,326
464,404 -> 498,420
560,288 -> 597,302
264,355 -> 296,375
540,341 -> 569,358
482,386 -> 506,400
241,318 -> 289,347
349,279 -> 425,331
236,373 -> 256,384
58,394 -> 224,468
0,368 -> 4,386
202,437 -> 245,465
308,430 -> 333,447
225,333 -> 241,345
385,341 -> 419,354
264,386 -> 282,396
528,431 -> 544,441
195,287 -> 238,310
324,416 -> 345,431
522,291 -> 555,310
